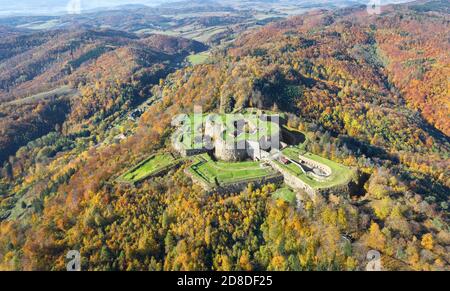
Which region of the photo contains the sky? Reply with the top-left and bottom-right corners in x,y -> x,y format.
0,0 -> 176,16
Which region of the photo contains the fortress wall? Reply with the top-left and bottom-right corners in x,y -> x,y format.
173,144 -> 208,158
258,134 -> 280,152
267,159 -> 316,199
269,158 -> 352,199
186,167 -> 283,195
214,174 -> 284,195
184,168 -> 214,191
298,155 -> 332,176
172,141 -> 187,157
185,148 -> 210,157
283,171 -> 316,199
309,172 -> 330,182
135,161 -> 182,185
215,139 -> 248,161
172,135 -> 209,157
247,140 -> 263,161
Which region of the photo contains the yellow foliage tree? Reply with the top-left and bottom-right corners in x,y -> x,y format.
421,233 -> 434,251
239,251 -> 253,271
366,222 -> 386,251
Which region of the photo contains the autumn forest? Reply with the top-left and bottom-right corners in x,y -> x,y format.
0,0 -> 449,271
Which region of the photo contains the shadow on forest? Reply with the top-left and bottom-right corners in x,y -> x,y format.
339,136 -> 399,164
349,172 -> 371,197
400,171 -> 450,205
418,113 -> 450,145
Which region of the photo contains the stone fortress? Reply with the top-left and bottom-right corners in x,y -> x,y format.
173,111 -> 281,162
172,109 -> 354,198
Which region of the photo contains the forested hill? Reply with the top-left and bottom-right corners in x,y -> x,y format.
0,1 -> 448,271
222,2 -> 450,137
0,29 -> 207,102
0,29 -> 207,165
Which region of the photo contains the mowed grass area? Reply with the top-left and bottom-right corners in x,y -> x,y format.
189,154 -> 278,186
272,187 -> 296,204
279,147 -> 354,189
120,153 -> 178,184
187,52 -> 210,65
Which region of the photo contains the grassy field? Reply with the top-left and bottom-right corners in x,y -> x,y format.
272,187 -> 296,204
187,52 -> 210,65
17,19 -> 59,30
135,24 -> 228,43
3,86 -> 78,106
279,147 -> 354,189
189,154 -> 278,186
120,153 -> 178,184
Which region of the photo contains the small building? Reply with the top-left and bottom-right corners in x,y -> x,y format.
280,156 -> 290,165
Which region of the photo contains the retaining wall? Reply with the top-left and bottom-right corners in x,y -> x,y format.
268,159 -> 316,199
298,155 -> 332,177
187,167 -> 284,195
215,139 -> 248,161
214,174 -> 284,195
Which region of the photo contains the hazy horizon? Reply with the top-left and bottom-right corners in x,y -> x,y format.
0,0 -> 179,16
0,0 -> 416,17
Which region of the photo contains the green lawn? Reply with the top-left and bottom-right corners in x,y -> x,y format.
282,146 -> 307,159
272,187 -> 297,204
189,154 -> 278,186
187,52 -> 210,65
120,153 -> 177,183
279,147 -> 354,189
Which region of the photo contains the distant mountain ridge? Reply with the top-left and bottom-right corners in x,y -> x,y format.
0,0 -> 177,16
0,0 -> 416,17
